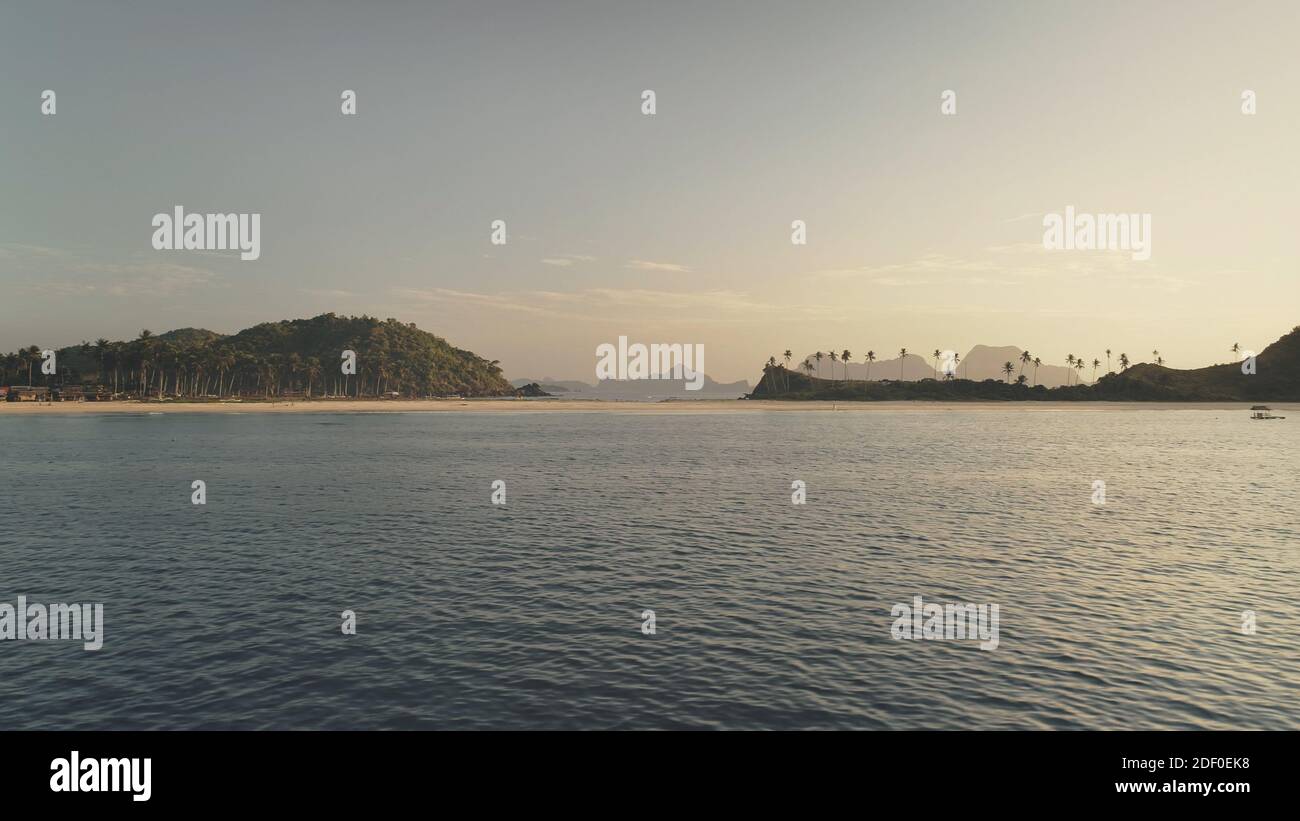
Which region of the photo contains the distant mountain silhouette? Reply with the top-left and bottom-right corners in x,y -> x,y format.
762,326 -> 1300,401
818,352 -> 932,381
808,346 -> 1083,387
958,346 -> 1079,387
510,374 -> 750,398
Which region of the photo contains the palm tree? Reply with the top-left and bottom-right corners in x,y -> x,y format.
1151,349 -> 1159,364
94,338 -> 109,385
951,352 -> 960,380
1105,348 -> 1112,374
1091,358 -> 1101,382
802,358 -> 814,379
864,350 -> 876,380
898,348 -> 908,380
1065,354 -> 1076,385
1018,350 -> 1032,378
840,350 -> 851,382
814,351 -> 824,379
304,358 -> 322,400
1001,361 -> 1015,383
1075,359 -> 1085,383
828,350 -> 838,381
1230,342 -> 1240,363
138,350 -> 153,399
1032,356 -> 1042,386
932,349 -> 942,378
1119,353 -> 1130,371
264,357 -> 281,398
1155,355 -> 1165,367
136,330 -> 154,398
288,352 -> 303,393
783,349 -> 793,391
23,345 -> 40,384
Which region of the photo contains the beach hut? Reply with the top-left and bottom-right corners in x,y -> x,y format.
1250,405 -> 1285,420
6,386 -> 49,402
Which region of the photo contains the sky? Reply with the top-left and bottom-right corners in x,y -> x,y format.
2,0 -> 1297,383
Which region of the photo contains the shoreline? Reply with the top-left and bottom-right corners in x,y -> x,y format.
1,398 -> 1293,415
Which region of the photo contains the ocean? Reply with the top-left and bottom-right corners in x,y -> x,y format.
1,407 -> 1296,729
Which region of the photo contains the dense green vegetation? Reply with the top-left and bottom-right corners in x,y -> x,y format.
751,326 -> 1300,401
1,314 -> 514,398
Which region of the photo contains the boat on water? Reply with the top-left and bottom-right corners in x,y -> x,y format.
1250,405 -> 1286,420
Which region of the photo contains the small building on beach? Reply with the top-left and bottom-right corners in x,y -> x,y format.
6,386 -> 50,402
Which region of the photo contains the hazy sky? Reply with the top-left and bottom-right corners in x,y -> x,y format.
2,0 -> 1297,382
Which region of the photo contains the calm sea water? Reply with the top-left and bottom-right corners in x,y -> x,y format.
1,407 -> 1297,730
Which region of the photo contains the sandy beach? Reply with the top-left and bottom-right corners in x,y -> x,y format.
1,399 -> 1292,415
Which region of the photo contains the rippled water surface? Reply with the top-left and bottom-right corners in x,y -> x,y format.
1,408 -> 1297,729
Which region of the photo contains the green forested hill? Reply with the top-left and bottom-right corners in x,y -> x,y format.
1091,326 -> 1300,401
2,314 -> 513,398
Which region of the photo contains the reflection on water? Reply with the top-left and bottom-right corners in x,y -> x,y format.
0,409 -> 1296,729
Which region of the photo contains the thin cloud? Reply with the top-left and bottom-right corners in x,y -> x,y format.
390,285 -> 837,324
0,244 -> 216,296
541,254 -> 597,267
626,259 -> 692,273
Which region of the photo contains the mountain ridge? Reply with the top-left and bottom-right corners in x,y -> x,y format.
756,327 -> 1300,401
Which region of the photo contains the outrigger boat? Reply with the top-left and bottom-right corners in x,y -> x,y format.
1250,405 -> 1285,420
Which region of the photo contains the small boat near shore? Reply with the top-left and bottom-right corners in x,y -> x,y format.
1250,405 -> 1286,420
